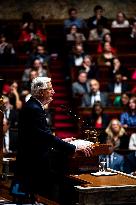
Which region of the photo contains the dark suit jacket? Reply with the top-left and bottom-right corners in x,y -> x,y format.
16,97 -> 76,193
100,152 -> 124,172
87,16 -> 108,29
123,151 -> 136,174
107,82 -> 129,93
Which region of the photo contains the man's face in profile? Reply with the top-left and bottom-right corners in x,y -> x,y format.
42,82 -> 55,104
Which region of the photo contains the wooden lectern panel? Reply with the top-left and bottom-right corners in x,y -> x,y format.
68,144 -> 111,173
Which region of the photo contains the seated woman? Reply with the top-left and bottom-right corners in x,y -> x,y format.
109,57 -> 129,80
104,119 -> 129,150
97,33 -> 116,54
86,102 -> 109,129
113,92 -> 130,108
98,42 -> 116,66
120,96 -> 136,128
66,24 -> 86,42
111,11 -> 129,28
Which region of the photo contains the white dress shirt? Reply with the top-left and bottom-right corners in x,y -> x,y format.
114,83 -> 122,94
91,91 -> 101,106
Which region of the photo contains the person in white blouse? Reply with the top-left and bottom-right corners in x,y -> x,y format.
111,12 -> 129,28
129,133 -> 136,150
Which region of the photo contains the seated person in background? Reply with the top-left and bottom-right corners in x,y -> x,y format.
107,73 -> 129,94
22,59 -> 48,83
109,58 -> 129,80
88,20 -> 110,41
81,79 -> 108,107
68,43 -> 86,68
113,92 -> 130,108
86,102 -> 109,128
8,81 -> 22,110
80,55 -> 99,79
100,137 -> 124,172
0,34 -> 16,65
3,95 -> 19,133
129,133 -> 136,150
105,119 -> 129,150
97,33 -> 116,54
21,69 -> 38,103
72,71 -> 90,105
111,11 -> 129,28
3,117 -> 18,153
66,24 -> 86,42
26,44 -> 50,68
130,19 -> 136,39
123,151 -> 136,174
120,96 -> 136,128
64,8 -> 86,30
87,5 -> 108,29
18,21 -> 47,43
98,42 -> 116,66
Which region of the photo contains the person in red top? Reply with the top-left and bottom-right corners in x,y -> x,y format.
97,33 -> 116,54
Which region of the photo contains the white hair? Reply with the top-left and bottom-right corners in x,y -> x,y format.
31,77 -> 51,97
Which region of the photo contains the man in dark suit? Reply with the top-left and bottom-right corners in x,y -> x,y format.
123,151 -> 136,174
108,73 -> 129,94
15,77 -> 92,204
81,79 -> 108,107
100,138 -> 124,172
87,5 -> 108,29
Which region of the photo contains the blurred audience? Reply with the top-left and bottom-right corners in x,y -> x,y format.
129,133 -> 136,150
113,93 -> 130,108
21,69 -> 38,103
26,44 -> 50,68
0,35 -> 16,65
87,5 -> 108,29
130,20 -> 136,39
111,11 -> 129,28
100,137 -> 124,171
86,102 -> 109,128
68,43 -> 86,68
64,8 -> 86,30
80,55 -> 99,80
66,24 -> 86,42
120,96 -> 136,128
8,81 -> 22,110
97,33 -> 116,54
88,21 -> 110,41
98,42 -> 116,66
81,79 -> 108,107
72,71 -> 90,99
105,119 -> 129,150
3,117 -> 18,153
109,58 -> 129,80
123,151 -> 136,174
22,59 -> 48,83
3,95 -> 19,129
107,73 -> 129,94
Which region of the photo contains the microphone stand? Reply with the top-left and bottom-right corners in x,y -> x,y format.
60,105 -> 100,142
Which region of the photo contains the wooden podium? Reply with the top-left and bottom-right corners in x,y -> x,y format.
70,172 -> 136,205
68,144 -> 111,174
